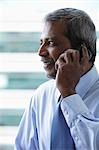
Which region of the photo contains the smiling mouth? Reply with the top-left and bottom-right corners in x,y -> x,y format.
41,58 -> 55,68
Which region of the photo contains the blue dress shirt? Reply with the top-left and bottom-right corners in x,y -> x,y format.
15,66 -> 99,150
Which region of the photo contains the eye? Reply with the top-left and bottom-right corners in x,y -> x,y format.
48,40 -> 56,46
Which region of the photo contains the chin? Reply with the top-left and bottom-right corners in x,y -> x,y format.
46,70 -> 57,79
44,65 -> 57,79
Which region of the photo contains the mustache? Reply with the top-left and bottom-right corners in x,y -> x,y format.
41,57 -> 55,64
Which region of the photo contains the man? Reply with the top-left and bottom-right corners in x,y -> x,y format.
15,8 -> 99,150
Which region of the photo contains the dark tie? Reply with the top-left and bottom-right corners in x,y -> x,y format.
50,101 -> 75,150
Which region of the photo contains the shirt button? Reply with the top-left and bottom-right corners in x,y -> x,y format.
75,118 -> 79,123
64,109 -> 68,115
71,122 -> 75,127
75,136 -> 79,141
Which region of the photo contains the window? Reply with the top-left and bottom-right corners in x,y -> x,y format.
0,0 -> 98,149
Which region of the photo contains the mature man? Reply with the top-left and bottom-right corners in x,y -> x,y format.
15,8 -> 99,150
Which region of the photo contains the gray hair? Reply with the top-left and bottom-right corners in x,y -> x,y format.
44,8 -> 97,63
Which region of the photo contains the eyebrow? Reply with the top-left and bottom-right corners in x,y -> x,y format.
40,36 -> 57,41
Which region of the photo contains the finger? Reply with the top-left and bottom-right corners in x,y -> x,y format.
65,50 -> 73,63
55,60 -> 58,70
72,50 -> 80,63
55,55 -> 65,70
65,49 -> 80,64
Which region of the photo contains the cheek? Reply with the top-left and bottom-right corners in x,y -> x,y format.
49,48 -> 64,62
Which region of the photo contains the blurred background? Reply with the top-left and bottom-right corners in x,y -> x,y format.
0,0 -> 99,149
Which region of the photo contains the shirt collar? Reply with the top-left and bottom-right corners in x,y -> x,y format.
76,65 -> 99,98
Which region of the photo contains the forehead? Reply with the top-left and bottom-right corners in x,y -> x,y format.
40,21 -> 67,39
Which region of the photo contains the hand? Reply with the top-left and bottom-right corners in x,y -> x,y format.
55,46 -> 91,98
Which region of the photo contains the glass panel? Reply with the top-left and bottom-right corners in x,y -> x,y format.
0,0 -> 98,149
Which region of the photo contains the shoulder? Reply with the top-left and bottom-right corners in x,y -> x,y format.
31,79 -> 56,102
85,78 -> 99,117
30,79 -> 59,113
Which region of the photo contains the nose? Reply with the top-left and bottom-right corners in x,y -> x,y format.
38,44 -> 48,57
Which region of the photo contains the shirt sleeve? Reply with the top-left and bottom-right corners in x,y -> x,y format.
61,94 -> 99,150
14,96 -> 39,150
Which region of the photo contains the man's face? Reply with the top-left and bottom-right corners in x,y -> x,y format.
38,21 -> 72,79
